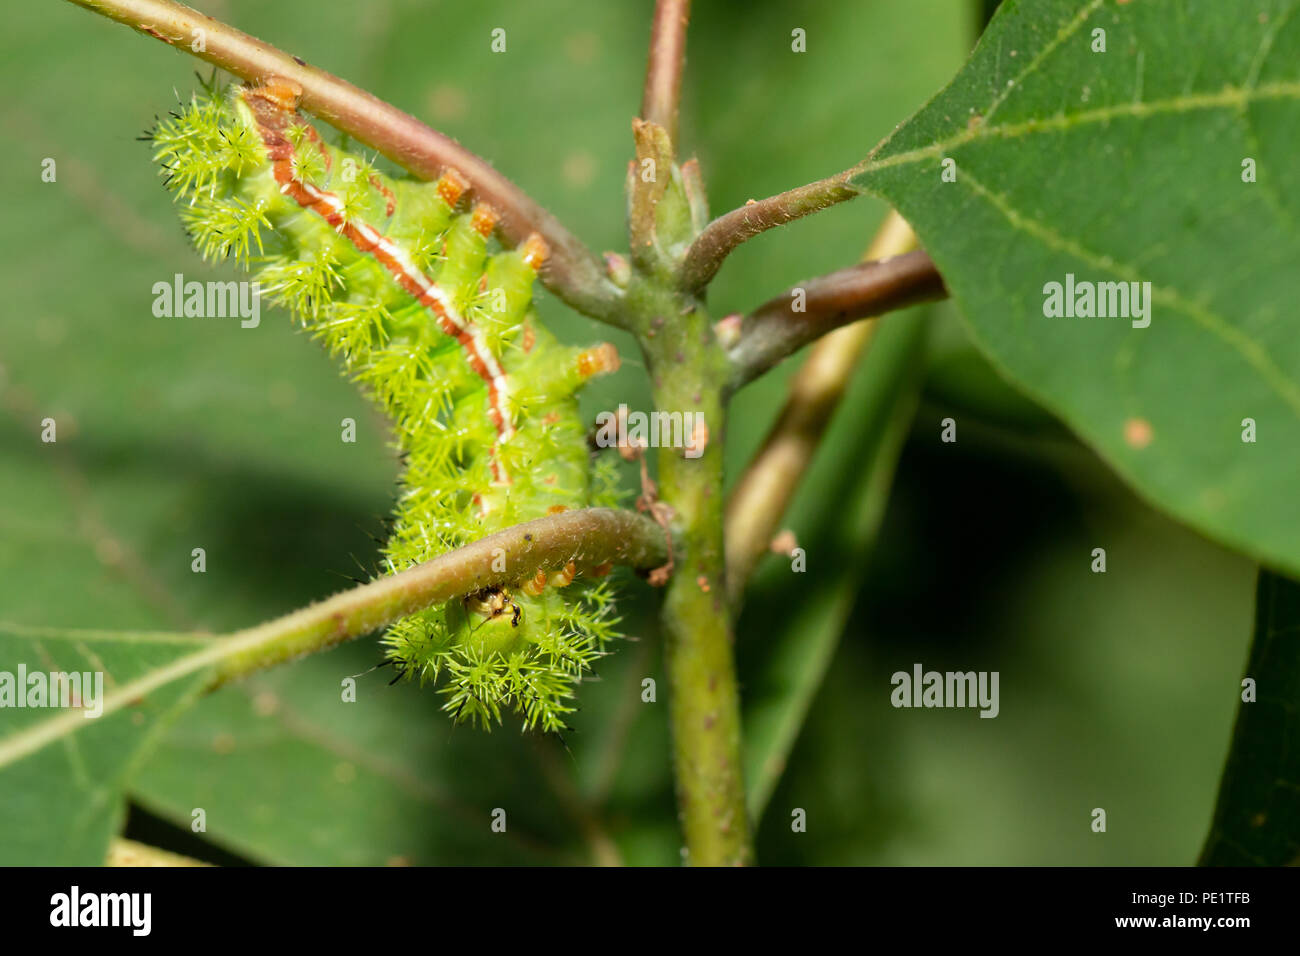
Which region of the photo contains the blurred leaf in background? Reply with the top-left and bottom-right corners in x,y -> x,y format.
1201,570 -> 1300,866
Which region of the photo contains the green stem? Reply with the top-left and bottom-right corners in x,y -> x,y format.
213,508 -> 667,684
628,13 -> 751,855
635,276 -> 753,865
659,410 -> 751,865
0,509 -> 667,771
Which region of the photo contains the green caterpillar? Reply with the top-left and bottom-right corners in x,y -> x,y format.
149,77 -> 623,732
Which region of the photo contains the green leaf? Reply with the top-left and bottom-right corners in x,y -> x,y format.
1200,569 -> 1300,866
0,0 -> 413,866
0,624 -> 214,865
851,0 -> 1300,576
131,642 -> 580,866
924,302 -> 1065,431
741,313 -> 930,820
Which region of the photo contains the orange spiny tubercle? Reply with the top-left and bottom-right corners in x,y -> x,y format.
471,203 -> 500,238
437,169 -> 469,206
521,234 -> 550,270
246,77 -> 303,111
522,569 -> 548,596
577,343 -> 621,379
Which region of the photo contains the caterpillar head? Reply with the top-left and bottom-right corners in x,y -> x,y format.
448,586 -> 525,658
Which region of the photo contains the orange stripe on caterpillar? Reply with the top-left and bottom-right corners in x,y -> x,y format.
299,122 -> 332,172
240,81 -> 516,487
369,175 -> 397,217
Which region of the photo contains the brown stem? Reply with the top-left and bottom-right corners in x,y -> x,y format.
725,212 -> 922,603
641,0 -> 692,147
680,174 -> 859,292
64,0 -> 622,323
726,248 -> 945,390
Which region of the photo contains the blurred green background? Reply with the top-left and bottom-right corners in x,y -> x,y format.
0,0 -> 1253,864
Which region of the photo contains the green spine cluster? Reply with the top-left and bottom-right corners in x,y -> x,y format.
150,83 -> 621,732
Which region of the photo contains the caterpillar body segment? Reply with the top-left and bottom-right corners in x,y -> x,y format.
151,79 -> 622,731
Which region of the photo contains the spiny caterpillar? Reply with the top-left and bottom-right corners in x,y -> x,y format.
149,77 -> 624,732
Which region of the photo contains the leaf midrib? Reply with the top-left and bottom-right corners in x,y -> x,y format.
855,80 -> 1300,180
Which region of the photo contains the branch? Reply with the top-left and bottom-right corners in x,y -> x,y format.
679,173 -> 859,292
629,119 -> 674,273
212,508 -> 668,684
0,509 -> 667,768
64,0 -> 622,323
635,262 -> 751,864
641,0 -> 692,147
725,212 -> 921,603
107,838 -> 212,867
724,247 -> 945,390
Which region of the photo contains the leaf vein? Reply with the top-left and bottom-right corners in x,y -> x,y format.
953,168 -> 1300,418
982,0 -> 1107,123
856,81 -> 1300,178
